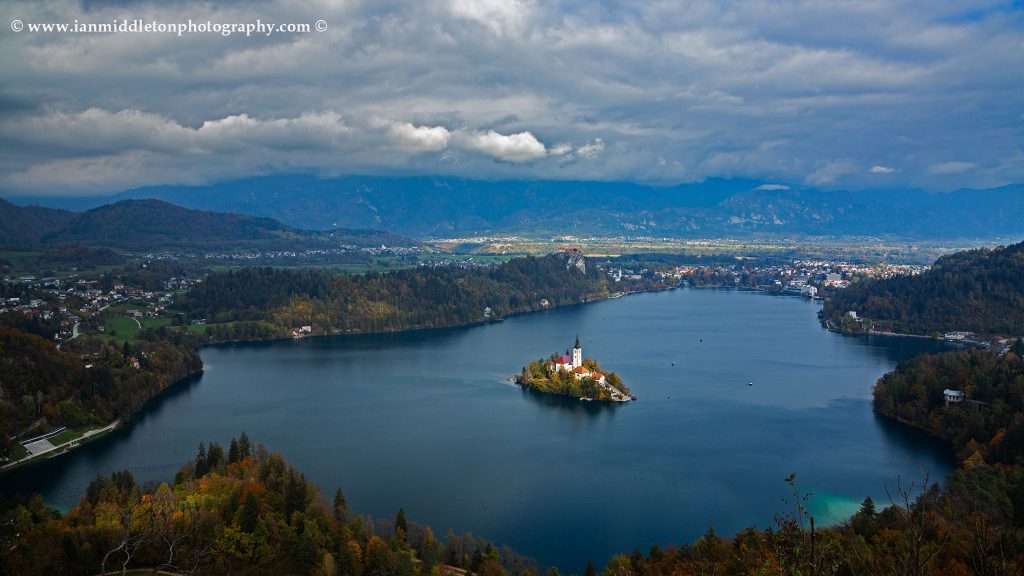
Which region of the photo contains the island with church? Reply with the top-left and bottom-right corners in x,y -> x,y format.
514,335 -> 634,402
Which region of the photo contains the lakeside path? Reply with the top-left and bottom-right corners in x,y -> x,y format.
2,420 -> 120,472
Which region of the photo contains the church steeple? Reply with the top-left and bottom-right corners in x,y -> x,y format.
575,334 -> 580,349
572,334 -> 582,368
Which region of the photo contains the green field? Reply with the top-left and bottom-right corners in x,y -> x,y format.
182,321 -> 236,335
103,309 -> 172,342
140,316 -> 172,329
0,249 -> 44,277
46,428 -> 82,447
105,314 -> 142,341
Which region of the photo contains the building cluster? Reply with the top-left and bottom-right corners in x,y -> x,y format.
197,245 -> 420,262
547,335 -> 607,385
650,259 -> 929,299
606,267 -> 647,282
0,273 -> 199,342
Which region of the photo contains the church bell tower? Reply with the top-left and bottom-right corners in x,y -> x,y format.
572,334 -> 582,368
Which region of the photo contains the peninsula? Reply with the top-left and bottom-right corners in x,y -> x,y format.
515,335 -> 633,402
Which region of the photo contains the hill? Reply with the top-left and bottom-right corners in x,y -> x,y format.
0,198 -> 75,247
43,175 -> 1024,239
180,251 -> 642,340
821,241 -> 1024,336
31,199 -> 417,252
0,320 -> 202,459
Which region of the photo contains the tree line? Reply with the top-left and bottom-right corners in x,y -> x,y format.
821,241 -> 1024,336
0,320 -> 202,459
1,433 -> 540,576
182,253 -> 649,340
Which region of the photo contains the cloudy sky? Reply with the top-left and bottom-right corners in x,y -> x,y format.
1,0 -> 1022,195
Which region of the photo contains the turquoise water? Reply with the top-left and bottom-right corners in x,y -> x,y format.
1,289 -> 954,570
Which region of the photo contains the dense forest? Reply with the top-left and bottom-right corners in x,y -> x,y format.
183,252 -> 641,340
0,320 -> 202,459
874,347 -> 1024,467
821,241 -> 1024,336
1,434 -> 539,576
0,198 -> 75,247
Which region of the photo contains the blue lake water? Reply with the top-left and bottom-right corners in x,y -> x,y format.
1,288 -> 954,570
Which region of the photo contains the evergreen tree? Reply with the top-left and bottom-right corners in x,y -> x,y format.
584,560 -> 597,576
859,496 -> 876,517
238,431 -> 251,459
334,487 -> 347,520
395,508 -> 408,542
207,441 -> 225,472
194,442 -> 209,478
228,438 -> 240,464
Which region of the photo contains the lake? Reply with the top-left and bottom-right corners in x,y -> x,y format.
0,288 -> 954,570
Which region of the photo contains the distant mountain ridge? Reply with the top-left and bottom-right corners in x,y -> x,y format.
0,197 -> 418,251
0,198 -> 76,246
8,175 -> 1024,240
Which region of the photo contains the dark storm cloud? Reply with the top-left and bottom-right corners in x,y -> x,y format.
1,0 -> 1021,194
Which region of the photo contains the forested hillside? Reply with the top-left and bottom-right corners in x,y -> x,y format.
821,241 -> 1024,336
0,320 -> 202,458
37,199 -> 418,252
0,198 -> 75,247
874,347 -> 1024,466
183,252 -> 629,339
2,434 -> 524,576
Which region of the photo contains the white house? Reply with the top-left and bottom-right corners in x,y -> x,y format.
944,389 -> 964,406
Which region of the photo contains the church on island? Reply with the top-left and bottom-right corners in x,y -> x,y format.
548,335 -> 607,385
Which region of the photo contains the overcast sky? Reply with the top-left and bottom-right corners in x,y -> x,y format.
1,0 -> 1022,196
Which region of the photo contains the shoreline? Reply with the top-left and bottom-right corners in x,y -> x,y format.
195,285 -> 676,349
0,364 -> 204,475
1,419 -> 120,472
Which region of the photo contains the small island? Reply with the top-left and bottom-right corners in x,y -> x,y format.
515,335 -> 634,402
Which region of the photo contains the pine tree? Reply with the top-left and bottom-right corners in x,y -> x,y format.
228,438 -> 240,464
238,431 -> 251,459
194,442 -> 208,478
207,441 -> 225,472
584,560 -> 597,576
859,496 -> 876,517
395,508 -> 408,542
333,487 -> 346,521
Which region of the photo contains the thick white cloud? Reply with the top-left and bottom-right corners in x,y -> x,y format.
388,122 -> 451,153
455,130 -> 548,163
0,0 -> 1021,194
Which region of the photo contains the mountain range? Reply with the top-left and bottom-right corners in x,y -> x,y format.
0,197 -> 417,251
7,175 -> 1024,240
